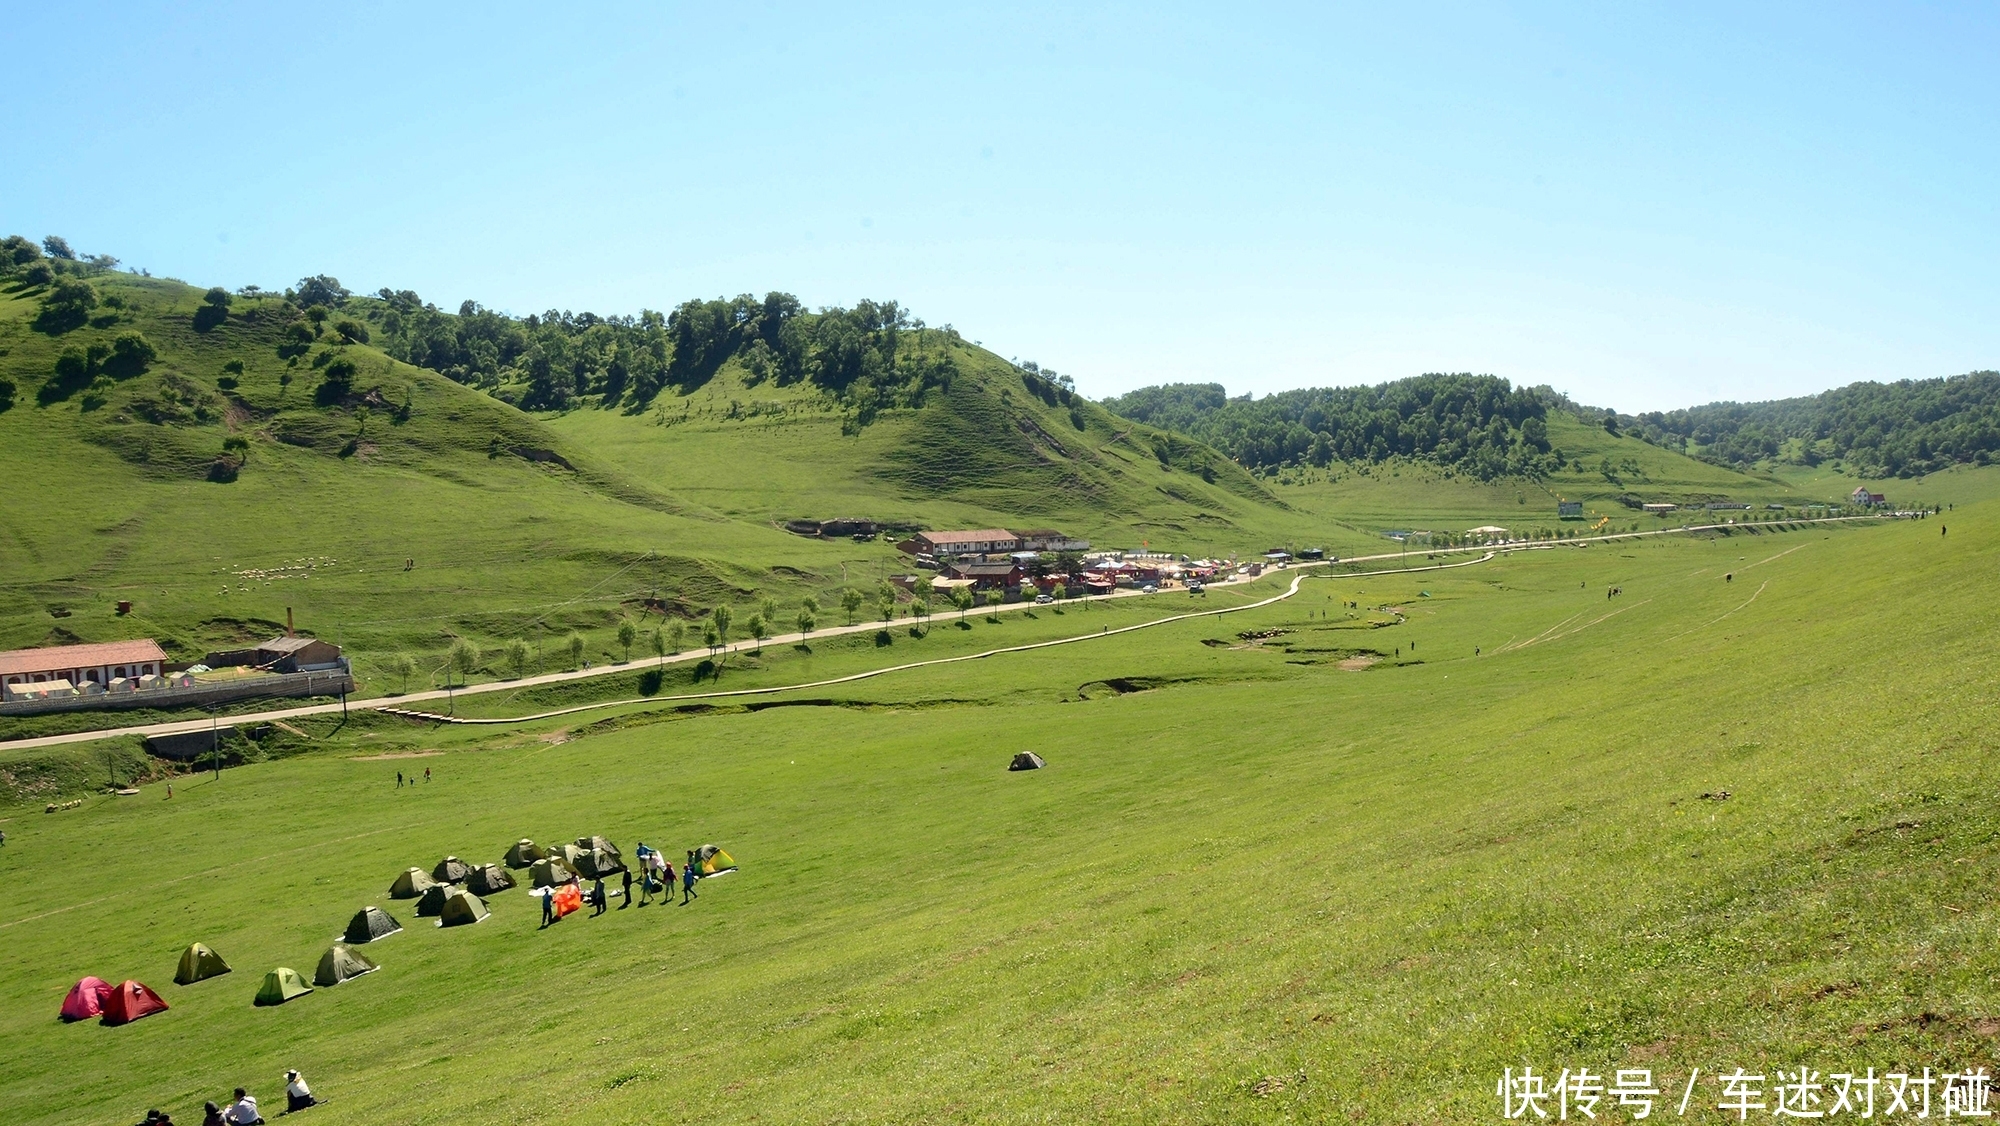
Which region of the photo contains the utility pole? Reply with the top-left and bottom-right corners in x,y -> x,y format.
211,710 -> 221,780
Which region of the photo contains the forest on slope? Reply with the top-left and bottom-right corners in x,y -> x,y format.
1108,370 -> 2000,481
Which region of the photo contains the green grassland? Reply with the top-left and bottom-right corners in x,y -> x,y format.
1,487 -> 1991,1123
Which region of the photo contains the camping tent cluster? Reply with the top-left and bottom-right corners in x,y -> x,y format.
59,831 -> 731,1025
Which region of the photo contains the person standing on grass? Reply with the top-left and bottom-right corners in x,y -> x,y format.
540,887 -> 555,928
396,771 -> 403,789
424,766 -> 431,783
620,866 -> 633,909
657,854 -> 676,906
592,876 -> 607,916
681,854 -> 700,904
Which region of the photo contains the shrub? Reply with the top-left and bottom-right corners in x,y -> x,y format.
102,332 -> 157,378
333,318 -> 370,345
32,276 -> 96,333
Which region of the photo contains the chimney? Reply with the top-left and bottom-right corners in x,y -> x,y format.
286,607 -> 294,637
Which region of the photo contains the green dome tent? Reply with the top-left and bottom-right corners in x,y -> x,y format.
555,842 -> 589,871
437,888 -> 489,928
313,944 -> 378,987
173,942 -> 231,986
389,866 -> 438,899
343,906 -> 402,944
253,967 -> 313,1006
502,839 -> 544,869
432,855 -> 471,884
529,857 -> 576,889
415,882 -> 453,917
576,847 -> 626,879
466,863 -> 516,896
575,836 -> 623,864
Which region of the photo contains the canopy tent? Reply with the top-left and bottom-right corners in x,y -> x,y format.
1008,752 -> 1045,771
575,847 -> 626,879
254,967 -> 313,1006
529,857 -> 576,889
466,863 -> 516,896
502,839 -> 545,869
694,844 -> 737,875
60,976 -> 111,1022
432,855 -> 471,884
344,906 -> 402,944
389,866 -> 438,899
173,942 -> 231,985
102,979 -> 169,1025
313,944 -> 378,987
575,836 -> 623,864
437,888 -> 488,928
415,882 -> 453,917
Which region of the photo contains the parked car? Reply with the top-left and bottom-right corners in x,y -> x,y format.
1034,594 -> 1054,604
1187,582 -> 1205,594
1141,584 -> 1158,594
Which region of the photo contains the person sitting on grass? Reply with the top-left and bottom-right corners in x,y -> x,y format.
202,1102 -> 225,1126
224,1088 -> 263,1125
283,1069 -> 315,1112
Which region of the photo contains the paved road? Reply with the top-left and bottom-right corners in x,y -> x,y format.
0,515 -> 1893,749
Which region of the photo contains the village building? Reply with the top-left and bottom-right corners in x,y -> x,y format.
1642,503 -> 1677,514
0,639 -> 168,692
1558,501 -> 1583,518
913,529 -> 1022,556
945,560 -> 1025,591
1011,529 -> 1091,553
1850,487 -> 1887,507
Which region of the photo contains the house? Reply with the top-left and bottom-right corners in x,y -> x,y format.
1558,501 -> 1583,518
1642,503 -> 1677,514
945,561 -> 1025,591
254,635 -> 344,673
1011,529 -> 1090,553
0,638 -> 169,692
914,529 -> 1022,556
1850,487 -> 1886,507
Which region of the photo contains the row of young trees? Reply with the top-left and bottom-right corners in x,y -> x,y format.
1103,374 -> 1561,480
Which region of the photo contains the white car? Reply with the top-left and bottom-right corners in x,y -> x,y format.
1034,594 -> 1054,604
1141,584 -> 1158,594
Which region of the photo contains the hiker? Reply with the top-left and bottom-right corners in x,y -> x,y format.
396,771 -> 403,789
592,877 -> 607,916
682,852 -> 700,904
224,1087 -> 262,1125
540,888 -> 555,928
202,1102 -> 225,1126
620,867 -> 633,909
283,1069 -> 315,1112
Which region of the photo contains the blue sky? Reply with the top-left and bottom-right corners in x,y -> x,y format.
6,2 -> 1996,410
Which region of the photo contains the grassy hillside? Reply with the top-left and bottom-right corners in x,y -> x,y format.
0,497 -> 1989,1123
0,268 -> 1313,701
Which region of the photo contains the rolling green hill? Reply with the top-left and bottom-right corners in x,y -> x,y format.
0,492 -> 1992,1124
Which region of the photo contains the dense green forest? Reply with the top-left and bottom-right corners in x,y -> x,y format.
371,285 -> 971,424
1615,372 -> 2000,478
1102,375 -> 1560,480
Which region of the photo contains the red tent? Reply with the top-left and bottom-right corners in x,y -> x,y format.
59,976 -> 111,1023
101,979 -> 168,1026
550,883 -> 582,920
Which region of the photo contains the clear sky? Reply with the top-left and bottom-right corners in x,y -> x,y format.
6,3 -> 1996,411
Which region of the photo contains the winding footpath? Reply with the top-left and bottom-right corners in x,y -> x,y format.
0,515 -> 1896,749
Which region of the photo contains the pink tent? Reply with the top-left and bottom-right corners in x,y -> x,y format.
59,976 -> 111,1022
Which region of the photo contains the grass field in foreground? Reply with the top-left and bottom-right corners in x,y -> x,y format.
0,506 -> 1993,1124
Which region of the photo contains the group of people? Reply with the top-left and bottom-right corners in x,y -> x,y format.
539,843 -> 705,928
138,1071 -> 315,1126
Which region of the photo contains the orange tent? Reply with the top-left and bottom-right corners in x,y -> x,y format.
550,883 -> 582,920
101,980 -> 168,1026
